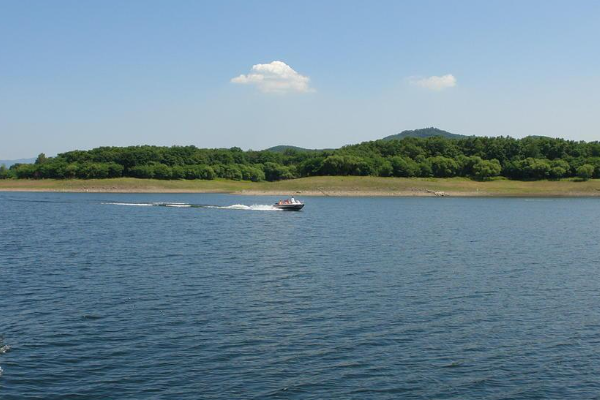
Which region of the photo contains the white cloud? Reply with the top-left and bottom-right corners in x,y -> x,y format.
231,61 -> 313,94
409,74 -> 457,91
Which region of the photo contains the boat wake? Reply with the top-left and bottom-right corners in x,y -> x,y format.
0,338 -> 8,378
101,202 -> 155,207
101,202 -> 281,211
206,204 -> 280,211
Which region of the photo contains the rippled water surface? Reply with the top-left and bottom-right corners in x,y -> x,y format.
2,192 -> 600,399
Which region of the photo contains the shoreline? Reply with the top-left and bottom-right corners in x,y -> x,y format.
1,189 -> 599,197
237,190 -> 600,198
1,176 -> 600,197
2,190 -> 598,197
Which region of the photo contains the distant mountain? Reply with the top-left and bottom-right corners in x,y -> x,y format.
0,158 -> 36,167
524,135 -> 552,139
266,128 -> 469,152
382,127 -> 470,141
265,145 -> 327,153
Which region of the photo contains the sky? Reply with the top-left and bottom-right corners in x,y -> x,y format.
1,0 -> 600,159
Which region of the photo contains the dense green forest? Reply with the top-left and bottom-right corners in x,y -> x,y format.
2,135 -> 600,182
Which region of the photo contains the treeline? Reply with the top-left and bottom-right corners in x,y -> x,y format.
2,136 -> 600,181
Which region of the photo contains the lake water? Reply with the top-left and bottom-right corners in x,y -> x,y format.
1,192 -> 600,399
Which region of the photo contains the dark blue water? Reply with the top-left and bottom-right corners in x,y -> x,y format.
1,193 -> 600,399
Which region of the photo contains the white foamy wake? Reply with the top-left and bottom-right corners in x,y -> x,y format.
101,202 -> 154,206
102,202 -> 192,207
102,202 -> 280,211
207,204 -> 281,211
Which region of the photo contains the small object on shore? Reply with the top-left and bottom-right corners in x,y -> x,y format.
273,197 -> 304,211
425,189 -> 448,197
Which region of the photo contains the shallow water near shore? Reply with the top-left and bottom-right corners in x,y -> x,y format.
1,192 -> 600,399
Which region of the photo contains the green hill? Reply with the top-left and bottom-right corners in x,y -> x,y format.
265,145 -> 326,153
266,128 -> 467,152
382,127 -> 469,141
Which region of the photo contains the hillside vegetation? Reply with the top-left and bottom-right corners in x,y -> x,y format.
382,127 -> 469,141
2,134 -> 600,183
265,145 -> 327,153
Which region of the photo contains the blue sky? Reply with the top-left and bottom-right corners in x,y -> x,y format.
1,0 -> 599,159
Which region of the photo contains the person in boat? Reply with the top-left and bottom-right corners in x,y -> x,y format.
290,197 -> 296,204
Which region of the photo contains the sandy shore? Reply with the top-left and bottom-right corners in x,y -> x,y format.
237,189 -> 485,197
0,187 -> 477,196
1,177 -> 600,197
2,187 -> 599,197
0,187 -> 229,194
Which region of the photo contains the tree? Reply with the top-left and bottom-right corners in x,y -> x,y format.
585,157 -> 600,179
183,165 -> 215,180
577,164 -> 594,181
38,161 -> 68,179
297,157 -> 324,177
429,156 -> 459,177
35,153 -> 48,165
0,164 -> 9,179
320,155 -> 372,176
390,156 -> 419,177
129,165 -> 155,179
456,155 -> 482,176
239,165 -> 265,182
549,159 -> 570,180
78,163 -> 110,179
263,162 -> 296,181
171,166 -> 185,180
472,159 -> 502,180
152,164 -> 172,180
507,158 -> 551,180
64,163 -> 80,178
11,164 -> 38,178
107,163 -> 124,178
377,160 -> 393,177
418,160 -> 433,177
214,164 -> 242,180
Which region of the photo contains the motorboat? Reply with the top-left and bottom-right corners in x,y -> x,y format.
274,198 -> 304,211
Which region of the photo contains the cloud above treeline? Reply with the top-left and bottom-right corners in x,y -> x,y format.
409,74 -> 457,91
231,61 -> 313,94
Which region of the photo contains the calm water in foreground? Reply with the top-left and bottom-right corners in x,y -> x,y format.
1,193 -> 600,399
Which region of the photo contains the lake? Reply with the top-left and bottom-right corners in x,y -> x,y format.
1,193 -> 600,399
